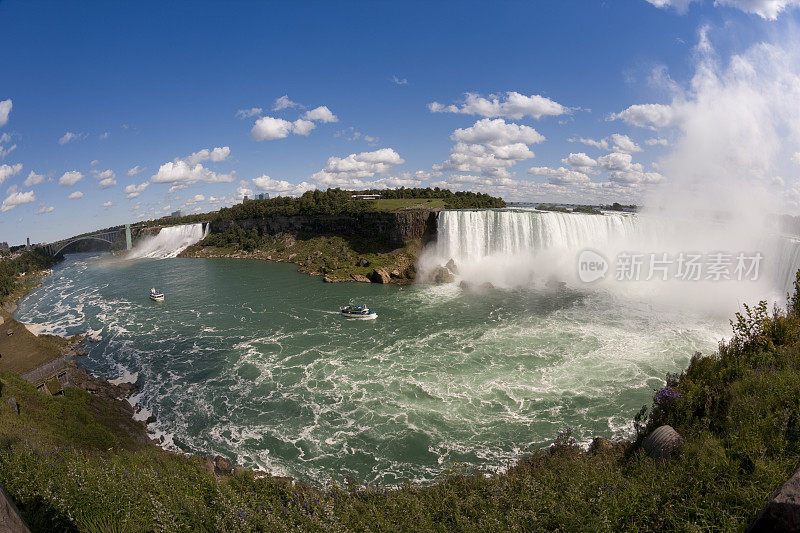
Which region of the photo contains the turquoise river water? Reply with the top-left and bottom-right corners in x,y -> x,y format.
15,250 -> 728,484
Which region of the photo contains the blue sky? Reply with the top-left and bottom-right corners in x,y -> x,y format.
0,0 -> 798,244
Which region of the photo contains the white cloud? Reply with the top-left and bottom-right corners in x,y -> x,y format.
0,163 -> 22,184
252,175 -> 314,196
1,190 -> 35,212
0,100 -> 11,128
597,152 -> 664,184
183,146 -> 230,165
94,169 -> 115,180
90,159 -> 99,166
146,147 -> 234,190
561,152 -> 598,172
59,170 -> 83,186
644,0 -> 800,19
24,171 -> 44,187
437,118 -> 545,178
124,182 -> 149,199
611,103 -> 677,129
98,178 -> 116,188
392,75 -> 408,85
236,107 -> 263,118
291,119 -> 316,136
150,160 -> 234,186
716,0 -> 800,19
528,166 -> 591,185
609,134 -> 642,154
569,137 -> 610,150
273,95 -> 302,111
127,165 -> 144,176
428,91 -> 568,120
645,137 -> 670,146
251,116 -> 316,140
37,205 -> 54,215
99,132 -> 110,140
68,191 -> 84,199
311,148 -> 405,188
58,131 -> 85,145
237,184 -> 254,199
186,194 -> 206,204
102,201 -> 113,208
302,106 -> 338,123
0,143 -> 15,159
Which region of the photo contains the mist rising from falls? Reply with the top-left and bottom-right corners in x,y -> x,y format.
127,223 -> 209,259
419,209 -> 800,315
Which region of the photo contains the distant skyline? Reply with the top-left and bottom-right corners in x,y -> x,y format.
1,0 -> 799,244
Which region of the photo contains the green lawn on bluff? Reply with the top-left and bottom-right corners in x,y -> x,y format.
366,198 -> 446,211
2,276 -> 800,530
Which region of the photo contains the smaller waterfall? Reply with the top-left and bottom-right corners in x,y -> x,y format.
127,223 -> 209,259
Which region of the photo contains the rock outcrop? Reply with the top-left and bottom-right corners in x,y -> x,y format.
368,269 -> 392,284
748,465 -> 800,532
0,483 -> 29,533
208,209 -> 438,251
431,266 -> 455,284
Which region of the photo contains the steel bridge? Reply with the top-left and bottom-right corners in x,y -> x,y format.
44,224 -> 132,256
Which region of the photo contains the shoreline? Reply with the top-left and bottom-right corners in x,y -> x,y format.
4,264 -> 287,481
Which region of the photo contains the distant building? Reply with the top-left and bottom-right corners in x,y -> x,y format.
0,242 -> 8,251
351,194 -> 381,200
171,210 -> 185,218
255,193 -> 270,200
242,195 -> 250,203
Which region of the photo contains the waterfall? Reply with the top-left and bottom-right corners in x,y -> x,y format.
127,223 -> 209,259
419,208 -> 800,303
432,209 -> 641,262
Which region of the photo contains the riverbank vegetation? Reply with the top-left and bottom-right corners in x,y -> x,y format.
0,250 -> 56,303
2,274 -> 800,530
188,230 -> 420,282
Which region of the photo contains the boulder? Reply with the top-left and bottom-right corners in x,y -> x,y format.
431,266 -> 455,284
214,455 -> 233,475
356,258 -> 370,267
390,269 -> 402,279
350,274 -> 371,283
480,282 -> 495,289
323,276 -> 334,283
642,425 -> 683,459
748,465 -> 800,531
445,258 -> 459,274
459,280 -> 471,290
5,398 -> 19,416
202,456 -> 216,474
368,269 -> 392,284
0,483 -> 29,533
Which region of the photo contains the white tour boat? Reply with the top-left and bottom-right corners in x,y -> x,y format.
339,304 -> 377,320
149,288 -> 164,302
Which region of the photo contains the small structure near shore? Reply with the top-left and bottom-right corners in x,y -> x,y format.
20,356 -> 72,395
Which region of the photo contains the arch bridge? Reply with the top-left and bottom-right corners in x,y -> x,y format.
44,224 -> 132,257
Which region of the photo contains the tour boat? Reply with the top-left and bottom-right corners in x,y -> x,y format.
149,288 -> 164,302
339,304 -> 377,320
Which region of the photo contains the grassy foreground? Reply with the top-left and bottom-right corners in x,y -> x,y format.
2,279 -> 800,530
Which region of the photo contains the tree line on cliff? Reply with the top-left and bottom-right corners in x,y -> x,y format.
0,250 -> 57,301
214,188 -> 505,221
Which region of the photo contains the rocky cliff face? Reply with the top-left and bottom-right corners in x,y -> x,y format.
208,209 -> 438,250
